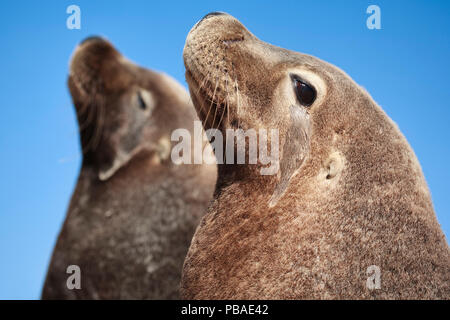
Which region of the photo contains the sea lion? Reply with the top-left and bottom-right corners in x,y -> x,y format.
181,13 -> 449,299
42,37 -> 216,299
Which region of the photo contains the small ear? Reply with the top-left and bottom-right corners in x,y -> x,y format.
98,149 -> 135,181
269,105 -> 310,207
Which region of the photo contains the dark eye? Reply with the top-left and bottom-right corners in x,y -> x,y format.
293,77 -> 316,107
137,92 -> 147,110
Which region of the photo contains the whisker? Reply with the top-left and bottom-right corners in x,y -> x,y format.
205,77 -> 219,128
194,70 -> 212,130
197,72 -> 211,118
234,77 -> 240,128
212,99 -> 220,129
231,63 -> 241,129
81,90 -> 99,154
196,70 -> 211,97
91,94 -> 104,150
78,97 -> 96,132
72,74 -> 90,117
217,77 -> 228,129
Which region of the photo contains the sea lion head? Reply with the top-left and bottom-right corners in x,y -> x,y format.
69,36 -> 192,180
184,13 -> 386,205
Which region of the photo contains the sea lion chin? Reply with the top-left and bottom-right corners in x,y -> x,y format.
181,13 -> 449,299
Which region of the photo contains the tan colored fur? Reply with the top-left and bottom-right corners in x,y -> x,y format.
181,13 -> 449,299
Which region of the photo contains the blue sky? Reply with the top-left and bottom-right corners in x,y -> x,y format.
0,1 -> 448,299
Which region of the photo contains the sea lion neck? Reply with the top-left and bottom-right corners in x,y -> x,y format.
79,149 -> 162,184
215,162 -> 276,194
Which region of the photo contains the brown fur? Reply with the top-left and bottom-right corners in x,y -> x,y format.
181,13 -> 450,299
42,37 -> 216,299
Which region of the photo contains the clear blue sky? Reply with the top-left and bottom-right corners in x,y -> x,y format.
0,1 -> 448,299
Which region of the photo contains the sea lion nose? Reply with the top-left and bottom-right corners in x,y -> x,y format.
79,36 -> 106,46
196,11 -> 227,27
202,11 -> 226,20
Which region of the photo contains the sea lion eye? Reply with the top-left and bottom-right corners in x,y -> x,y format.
293,77 -> 316,107
137,92 -> 147,110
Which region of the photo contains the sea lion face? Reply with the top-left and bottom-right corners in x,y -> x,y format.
184,12 -> 330,131
184,13 -> 354,203
69,37 -> 191,180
